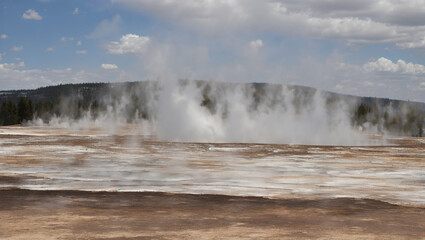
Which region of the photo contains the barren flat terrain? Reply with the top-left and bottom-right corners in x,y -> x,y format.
1,189 -> 425,239
1,125 -> 425,239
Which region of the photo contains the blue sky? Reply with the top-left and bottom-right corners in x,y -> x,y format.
1,0 -> 425,102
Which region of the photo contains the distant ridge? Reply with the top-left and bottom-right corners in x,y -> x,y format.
1,80 -> 424,136
1,81 -> 424,113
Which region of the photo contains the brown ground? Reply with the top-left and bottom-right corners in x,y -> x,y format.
1,127 -> 425,239
1,189 -> 424,239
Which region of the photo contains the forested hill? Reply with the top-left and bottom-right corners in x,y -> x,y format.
1,81 -> 425,113
0,82 -> 110,104
0,81 -> 424,137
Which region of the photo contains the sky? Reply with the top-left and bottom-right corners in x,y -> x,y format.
1,0 -> 425,102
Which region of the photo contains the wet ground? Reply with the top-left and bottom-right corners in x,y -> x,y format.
1,125 -> 425,239
1,189 -> 425,239
1,125 -> 425,205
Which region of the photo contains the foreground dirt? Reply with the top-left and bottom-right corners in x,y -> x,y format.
1,189 -> 424,239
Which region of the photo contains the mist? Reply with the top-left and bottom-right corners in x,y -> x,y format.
27,79 -> 382,146
22,30 -> 421,145
155,80 -> 366,145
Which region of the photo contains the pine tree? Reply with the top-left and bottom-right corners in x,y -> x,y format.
0,100 -> 19,125
28,99 -> 34,121
18,97 -> 29,123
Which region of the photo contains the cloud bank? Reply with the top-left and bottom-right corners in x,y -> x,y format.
112,0 -> 425,49
364,57 -> 425,74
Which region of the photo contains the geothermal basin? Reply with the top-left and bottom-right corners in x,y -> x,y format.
1,125 -> 425,239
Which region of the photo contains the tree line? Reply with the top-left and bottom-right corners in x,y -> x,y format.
0,92 -> 424,137
0,96 -> 97,125
352,103 -> 424,137
0,97 -> 34,125
0,94 -> 149,126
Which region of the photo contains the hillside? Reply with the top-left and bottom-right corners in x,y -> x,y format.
0,81 -> 424,137
1,81 -> 424,112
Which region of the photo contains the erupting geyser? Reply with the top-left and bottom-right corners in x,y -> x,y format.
30,80 -> 380,146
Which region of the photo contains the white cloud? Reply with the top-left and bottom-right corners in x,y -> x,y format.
77,40 -> 82,46
75,50 -> 87,54
22,9 -> 43,20
11,46 -> 23,52
0,62 -> 25,70
105,34 -> 150,55
87,15 -> 122,39
60,37 -> 74,42
111,0 -> 425,48
249,39 -> 263,49
363,57 -> 425,74
73,8 -> 79,15
46,47 -> 54,52
101,64 -> 119,70
302,56 -> 425,101
396,38 -> 425,50
1,34 -> 8,39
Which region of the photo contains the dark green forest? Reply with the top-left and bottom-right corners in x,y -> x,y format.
0,82 -> 154,126
0,81 -> 424,137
